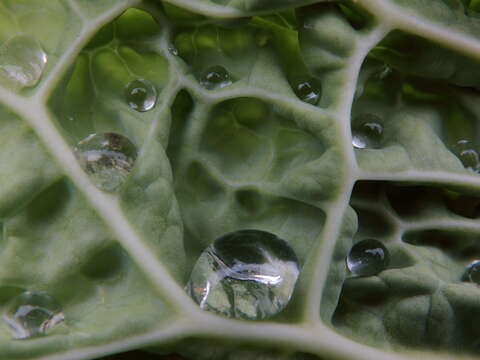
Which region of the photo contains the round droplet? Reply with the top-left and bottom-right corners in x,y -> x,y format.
352,114 -> 384,149
4,291 -> 64,339
463,260 -> 480,284
0,34 -> 47,90
346,239 -> 389,277
125,78 -> 157,112
168,44 -> 178,56
453,140 -> 480,172
74,133 -> 137,192
186,229 -> 300,320
292,78 -> 321,105
199,65 -> 232,90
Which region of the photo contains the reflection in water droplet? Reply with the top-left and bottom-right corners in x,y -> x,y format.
186,230 -> 300,320
454,140 -> 480,172
4,291 -> 64,339
352,114 -> 384,149
292,78 -> 321,105
125,78 -> 157,112
0,34 -> 47,89
464,260 -> 480,284
199,65 -> 232,90
346,239 -> 389,276
74,133 -> 137,192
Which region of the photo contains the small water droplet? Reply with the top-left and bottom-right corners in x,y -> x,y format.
74,133 -> 137,192
352,114 -> 384,149
186,229 -> 300,320
292,78 -> 321,105
0,34 -> 47,90
199,65 -> 232,90
453,140 -> 480,172
168,44 -> 178,56
463,260 -> 480,284
4,291 -> 64,339
125,78 -> 157,112
346,239 -> 389,276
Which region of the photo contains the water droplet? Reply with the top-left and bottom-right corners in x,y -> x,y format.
0,34 -> 47,90
74,133 -> 137,192
292,78 -> 321,105
199,65 -> 232,90
352,114 -> 384,149
346,239 -> 389,276
125,78 -> 157,112
453,140 -> 480,172
186,229 -> 300,320
463,260 -> 480,284
168,44 -> 178,56
4,291 -> 64,339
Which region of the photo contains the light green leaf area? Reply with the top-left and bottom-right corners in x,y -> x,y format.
0,1 -> 479,360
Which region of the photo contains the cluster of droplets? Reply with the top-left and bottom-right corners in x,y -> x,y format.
4,291 -> 64,339
186,230 -> 300,320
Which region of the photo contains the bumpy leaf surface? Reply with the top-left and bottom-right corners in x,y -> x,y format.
0,0 -> 480,359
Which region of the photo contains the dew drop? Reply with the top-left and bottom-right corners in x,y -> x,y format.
168,44 -> 178,56
125,78 -> 157,112
346,239 -> 389,277
74,133 -> 137,192
186,229 -> 300,320
352,114 -> 384,149
463,260 -> 480,284
4,291 -> 64,339
0,34 -> 47,90
453,140 -> 480,172
199,65 -> 232,90
292,78 -> 321,105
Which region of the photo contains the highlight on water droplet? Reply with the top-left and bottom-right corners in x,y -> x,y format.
463,260 -> 480,284
0,34 -> 47,90
292,78 -> 321,105
453,140 -> 480,172
74,133 -> 137,192
199,65 -> 232,90
4,291 -> 64,339
125,78 -> 157,112
186,229 -> 300,320
346,238 -> 389,277
352,114 -> 384,149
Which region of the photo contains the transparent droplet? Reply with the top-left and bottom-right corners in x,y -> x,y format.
352,114 -> 384,149
463,260 -> 480,284
168,44 -> 178,56
453,140 -> 480,172
186,229 -> 300,320
74,133 -> 137,192
199,65 -> 232,90
292,78 -> 321,105
0,34 -> 47,90
125,78 -> 157,112
346,239 -> 389,277
4,291 -> 64,339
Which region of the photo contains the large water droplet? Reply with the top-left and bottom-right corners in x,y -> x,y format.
0,34 -> 47,90
352,114 -> 384,149
4,291 -> 64,339
186,229 -> 300,320
453,140 -> 480,172
463,260 -> 480,284
199,65 -> 232,90
346,239 -> 389,277
292,78 -> 321,105
125,78 -> 157,112
74,133 -> 137,192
